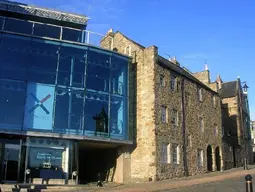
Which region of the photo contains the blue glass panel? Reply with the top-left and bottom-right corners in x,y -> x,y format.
54,88 -> 69,131
57,56 -> 71,86
59,47 -> 86,88
23,83 -> 55,130
0,79 -> 26,130
86,50 -> 110,92
62,28 -> 83,43
4,18 -> 32,35
84,90 -> 109,136
28,41 -> 58,84
110,96 -> 127,140
111,55 -> 128,96
54,88 -> 84,134
0,35 -> 30,80
33,23 -> 60,39
0,17 -> 3,30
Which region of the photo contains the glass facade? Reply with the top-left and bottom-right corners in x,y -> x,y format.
0,17 -> 130,141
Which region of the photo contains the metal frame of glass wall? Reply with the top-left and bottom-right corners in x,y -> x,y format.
0,16 -> 131,141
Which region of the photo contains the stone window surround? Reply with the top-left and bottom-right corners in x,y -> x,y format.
199,116 -> 204,132
171,109 -> 178,127
160,74 -> 165,87
197,148 -> 203,167
161,143 -> 171,164
197,87 -> 203,102
171,143 -> 180,164
212,95 -> 217,108
170,74 -> 177,91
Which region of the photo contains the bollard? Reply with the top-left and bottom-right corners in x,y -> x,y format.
96,173 -> 103,187
245,174 -> 253,192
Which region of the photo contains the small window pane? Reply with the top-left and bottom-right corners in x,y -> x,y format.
62,28 -> 83,43
161,106 -> 167,123
170,75 -> 176,90
34,23 -> 60,39
4,18 -> 32,35
172,144 -> 178,164
160,75 -> 165,87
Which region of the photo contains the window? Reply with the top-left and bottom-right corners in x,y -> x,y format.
199,117 -> 204,132
214,125 -> 218,137
171,109 -> 178,126
161,143 -> 170,163
161,106 -> 167,123
160,75 -> 165,87
198,88 -> 203,102
172,144 -> 179,164
197,149 -> 203,166
170,75 -> 176,90
213,95 -> 216,107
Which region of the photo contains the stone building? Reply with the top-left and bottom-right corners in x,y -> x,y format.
101,31 -> 223,182
217,76 -> 252,169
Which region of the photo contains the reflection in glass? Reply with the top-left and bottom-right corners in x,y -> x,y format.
84,91 -> 109,135
54,88 -> 84,134
62,28 -> 83,43
4,18 -> 33,35
0,35 -> 30,81
110,96 -> 126,139
111,55 -> 128,96
0,79 -> 26,130
28,147 -> 64,180
33,23 -> 60,39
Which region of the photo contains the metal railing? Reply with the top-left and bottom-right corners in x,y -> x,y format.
0,16 -> 113,50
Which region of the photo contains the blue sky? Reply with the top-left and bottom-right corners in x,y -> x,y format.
17,0 -> 255,120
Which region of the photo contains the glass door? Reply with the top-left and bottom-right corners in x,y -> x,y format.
3,144 -> 20,182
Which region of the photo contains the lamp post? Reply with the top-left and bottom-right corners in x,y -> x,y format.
240,81 -> 249,170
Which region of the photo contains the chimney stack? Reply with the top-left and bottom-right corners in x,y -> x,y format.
216,74 -> 223,89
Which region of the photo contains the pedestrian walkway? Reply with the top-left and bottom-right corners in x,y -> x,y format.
1,166 -> 254,192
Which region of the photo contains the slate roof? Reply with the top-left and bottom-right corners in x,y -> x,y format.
0,0 -> 88,26
219,81 -> 237,98
158,56 -> 218,94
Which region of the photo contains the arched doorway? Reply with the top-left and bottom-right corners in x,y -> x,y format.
207,145 -> 213,171
215,146 -> 221,171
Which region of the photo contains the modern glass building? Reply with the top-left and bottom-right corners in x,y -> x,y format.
0,0 -> 131,184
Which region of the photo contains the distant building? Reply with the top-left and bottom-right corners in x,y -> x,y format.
218,77 -> 252,169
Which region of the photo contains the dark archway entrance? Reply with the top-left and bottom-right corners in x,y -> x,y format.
215,146 -> 221,171
207,145 -> 213,171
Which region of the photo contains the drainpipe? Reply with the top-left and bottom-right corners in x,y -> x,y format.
181,78 -> 188,176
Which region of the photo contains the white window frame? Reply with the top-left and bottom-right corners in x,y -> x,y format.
171,143 -> 179,164
170,75 -> 176,91
213,95 -> 216,108
199,117 -> 204,132
160,75 -> 165,87
214,125 -> 218,136
197,149 -> 203,166
198,88 -> 203,102
161,143 -> 170,164
171,109 -> 178,126
161,106 -> 167,123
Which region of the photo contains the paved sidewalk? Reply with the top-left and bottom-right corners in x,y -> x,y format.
42,166 -> 255,192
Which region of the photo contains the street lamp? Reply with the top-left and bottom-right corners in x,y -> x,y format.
243,83 -> 249,93
240,81 -> 249,170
